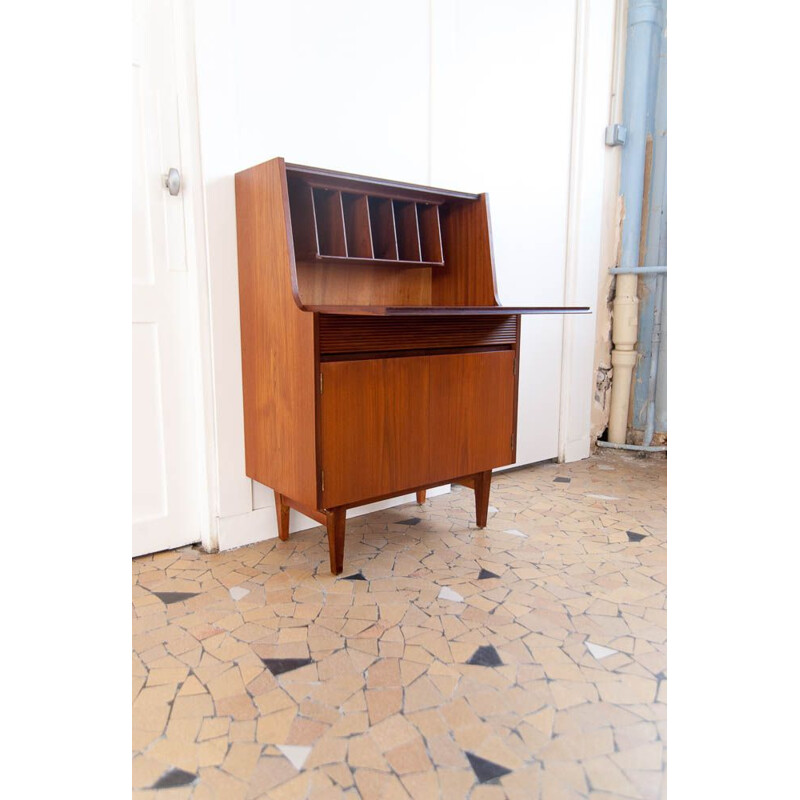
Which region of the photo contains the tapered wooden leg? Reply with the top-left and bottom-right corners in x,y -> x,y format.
274,491 -> 290,541
326,507 -> 346,575
473,470 -> 491,528
416,489 -> 427,505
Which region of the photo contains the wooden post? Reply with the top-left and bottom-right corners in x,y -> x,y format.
416,489 -> 427,505
274,491 -> 290,541
473,470 -> 491,528
326,507 -> 346,575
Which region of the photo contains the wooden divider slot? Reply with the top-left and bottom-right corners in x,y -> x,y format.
341,194 -> 374,259
393,200 -> 422,262
312,188 -> 347,257
288,174 -> 445,267
368,197 -> 398,260
417,203 -> 444,264
287,179 -> 319,259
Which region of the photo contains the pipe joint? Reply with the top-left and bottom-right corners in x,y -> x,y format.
612,296 -> 639,348
608,350 -> 638,443
628,0 -> 664,29
611,349 -> 638,369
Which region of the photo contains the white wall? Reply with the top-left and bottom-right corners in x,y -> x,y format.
193,0 -> 618,549
430,0 -> 577,466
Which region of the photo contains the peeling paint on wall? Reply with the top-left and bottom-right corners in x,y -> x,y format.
591,192 -> 624,442
595,365 -> 612,409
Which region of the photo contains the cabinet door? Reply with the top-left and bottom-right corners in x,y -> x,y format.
428,350 -> 516,482
320,350 -> 516,507
320,356 -> 431,507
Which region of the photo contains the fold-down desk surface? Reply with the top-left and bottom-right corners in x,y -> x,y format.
305,305 -> 591,317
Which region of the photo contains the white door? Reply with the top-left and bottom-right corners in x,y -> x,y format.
430,0 -> 578,466
133,0 -> 202,556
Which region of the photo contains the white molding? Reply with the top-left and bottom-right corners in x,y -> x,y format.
563,434 -> 591,464
217,485 -> 450,552
173,0 -> 219,551
559,0 -> 619,464
194,0 -> 256,520
558,0 -> 589,464
217,507 -> 273,552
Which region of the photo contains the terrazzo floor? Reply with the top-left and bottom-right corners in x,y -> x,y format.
133,450 -> 667,799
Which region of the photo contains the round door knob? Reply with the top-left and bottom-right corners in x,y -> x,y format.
164,167 -> 181,196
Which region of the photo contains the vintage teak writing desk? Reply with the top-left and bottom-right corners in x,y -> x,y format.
235,157 -> 588,574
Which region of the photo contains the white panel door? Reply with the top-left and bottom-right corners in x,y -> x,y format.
430,0 -> 578,466
133,0 -> 201,556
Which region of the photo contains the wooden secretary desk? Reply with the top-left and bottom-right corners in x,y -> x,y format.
235,157 -> 588,574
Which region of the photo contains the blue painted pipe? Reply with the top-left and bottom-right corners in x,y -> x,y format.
619,0 -> 664,273
605,0 -> 665,446
597,440 -> 666,453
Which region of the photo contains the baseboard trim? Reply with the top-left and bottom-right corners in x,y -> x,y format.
562,436 -> 591,464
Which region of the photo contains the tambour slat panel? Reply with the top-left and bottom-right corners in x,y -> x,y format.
318,313 -> 518,355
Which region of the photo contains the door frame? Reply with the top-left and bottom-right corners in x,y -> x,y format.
557,0 -> 622,464
167,0 -> 219,552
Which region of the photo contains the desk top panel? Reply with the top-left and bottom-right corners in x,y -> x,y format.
286,163 -> 479,203
306,305 -> 591,317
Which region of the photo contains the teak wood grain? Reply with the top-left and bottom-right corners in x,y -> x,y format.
312,188 -> 347,257
296,261 -> 433,307
434,195 -> 499,306
341,193 -> 374,259
305,305 -> 589,316
367,197 -> 398,260
233,156 -> 590,574
286,162 -> 479,203
317,314 -> 518,355
320,356 -> 431,507
428,350 -> 516,479
319,351 -> 515,508
234,158 -> 318,507
417,202 -> 444,263
393,200 -> 422,261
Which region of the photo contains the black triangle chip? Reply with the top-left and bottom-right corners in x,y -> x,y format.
466,645 -> 503,667
261,657 -> 314,676
466,752 -> 512,783
153,592 -> 198,605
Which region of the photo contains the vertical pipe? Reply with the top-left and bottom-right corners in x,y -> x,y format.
606,0 -> 664,443
643,271 -> 664,446
633,4 -> 667,433
645,157 -> 667,446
